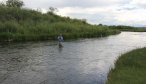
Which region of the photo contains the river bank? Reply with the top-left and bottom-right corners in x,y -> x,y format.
107,48 -> 146,84
109,25 -> 146,32
0,22 -> 120,42
0,4 -> 120,42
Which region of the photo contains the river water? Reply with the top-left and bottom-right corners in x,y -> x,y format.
0,32 -> 146,84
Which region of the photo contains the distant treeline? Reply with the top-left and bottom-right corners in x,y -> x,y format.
0,0 -> 120,42
109,25 -> 146,32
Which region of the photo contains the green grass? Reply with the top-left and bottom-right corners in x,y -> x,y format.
0,5 -> 120,42
109,25 -> 146,32
107,48 -> 146,84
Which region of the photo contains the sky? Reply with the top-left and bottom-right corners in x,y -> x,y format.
0,0 -> 146,27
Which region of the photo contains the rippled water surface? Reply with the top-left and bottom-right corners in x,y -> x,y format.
0,32 -> 146,84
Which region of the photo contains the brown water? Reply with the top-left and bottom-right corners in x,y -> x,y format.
0,32 -> 146,84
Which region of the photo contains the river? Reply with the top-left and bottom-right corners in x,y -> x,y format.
0,32 -> 146,84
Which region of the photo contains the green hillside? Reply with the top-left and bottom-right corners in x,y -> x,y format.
0,0 -> 120,42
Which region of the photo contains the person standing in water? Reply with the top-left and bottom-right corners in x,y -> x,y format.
57,34 -> 64,48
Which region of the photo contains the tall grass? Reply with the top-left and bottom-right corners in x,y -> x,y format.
0,5 -> 120,42
0,21 -> 120,42
107,48 -> 146,84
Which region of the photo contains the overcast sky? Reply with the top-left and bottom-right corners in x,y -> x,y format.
0,0 -> 146,27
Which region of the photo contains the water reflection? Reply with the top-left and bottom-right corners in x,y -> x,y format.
58,47 -> 63,53
0,32 -> 146,84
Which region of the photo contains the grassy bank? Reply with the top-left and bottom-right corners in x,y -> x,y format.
109,25 -> 146,32
107,48 -> 146,84
0,3 -> 120,42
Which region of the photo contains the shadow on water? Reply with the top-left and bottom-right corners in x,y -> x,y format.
0,32 -> 146,84
58,47 -> 63,53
